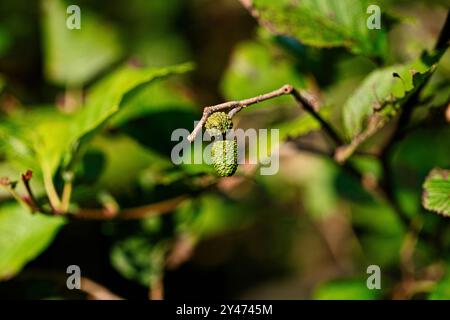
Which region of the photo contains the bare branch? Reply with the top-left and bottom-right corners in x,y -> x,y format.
188,84 -> 343,148
187,85 -> 293,142
21,170 -> 42,213
81,277 -> 123,300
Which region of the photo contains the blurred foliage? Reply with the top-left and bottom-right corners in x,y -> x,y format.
422,168 -> 450,216
0,203 -> 64,279
313,278 -> 382,300
41,0 -> 123,86
429,265 -> 450,299
0,0 -> 449,300
342,51 -> 443,139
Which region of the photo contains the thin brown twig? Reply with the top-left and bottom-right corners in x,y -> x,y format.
81,277 -> 123,300
0,177 -> 32,212
71,195 -> 188,220
188,86 -> 410,229
188,85 -> 293,142
188,85 -> 343,146
21,170 -> 41,213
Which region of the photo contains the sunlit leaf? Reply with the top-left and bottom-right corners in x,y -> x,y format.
110,78 -> 196,127
0,203 -> 65,279
0,107 -> 74,183
73,63 -> 194,146
342,51 -> 441,139
0,118 -> 38,174
422,168 -> 450,217
250,0 -> 388,58
1,63 -> 194,193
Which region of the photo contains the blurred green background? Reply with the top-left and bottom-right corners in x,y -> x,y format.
0,0 -> 449,300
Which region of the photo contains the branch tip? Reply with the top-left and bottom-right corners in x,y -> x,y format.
0,177 -> 11,186
22,170 -> 33,182
282,84 -> 293,93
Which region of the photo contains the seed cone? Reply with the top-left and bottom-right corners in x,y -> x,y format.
211,140 -> 238,177
205,112 -> 233,136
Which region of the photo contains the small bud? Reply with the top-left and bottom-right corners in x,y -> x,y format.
0,177 -> 10,186
205,112 -> 233,136
0,177 -> 17,189
22,170 -> 33,182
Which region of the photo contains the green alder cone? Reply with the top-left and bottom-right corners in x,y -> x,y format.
205,112 -> 233,136
211,140 -> 238,177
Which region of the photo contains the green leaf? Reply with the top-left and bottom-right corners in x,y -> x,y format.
1,63 -> 194,189
342,51 -> 440,139
251,0 -> 388,58
30,112 -> 75,182
422,168 -> 450,217
0,118 -> 38,174
41,0 -> 123,86
0,203 -> 65,279
73,63 -> 194,146
313,278 -> 381,300
110,77 -> 196,128
0,108 -> 74,182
